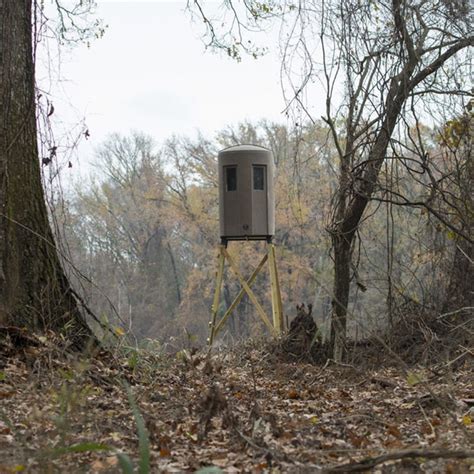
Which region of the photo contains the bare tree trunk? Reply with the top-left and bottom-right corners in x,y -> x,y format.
330,234 -> 352,360
443,113 -> 474,312
0,0 -> 92,345
444,241 -> 474,312
166,241 -> 181,305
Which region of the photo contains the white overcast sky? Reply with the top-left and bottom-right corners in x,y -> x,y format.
38,0 -> 299,175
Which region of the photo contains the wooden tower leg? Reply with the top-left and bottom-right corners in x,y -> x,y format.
268,243 -> 284,334
208,245 -> 225,346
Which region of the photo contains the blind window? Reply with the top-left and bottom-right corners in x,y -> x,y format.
225,166 -> 237,191
253,166 -> 265,190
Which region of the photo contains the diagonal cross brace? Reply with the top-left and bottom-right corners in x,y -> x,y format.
223,248 -> 276,335
214,252 -> 268,335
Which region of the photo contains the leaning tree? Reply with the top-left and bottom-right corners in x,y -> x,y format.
190,0 -> 473,359
0,0 -> 95,345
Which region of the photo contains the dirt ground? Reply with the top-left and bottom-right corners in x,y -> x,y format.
0,333 -> 472,473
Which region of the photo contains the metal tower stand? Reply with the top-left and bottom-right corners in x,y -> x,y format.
208,242 -> 284,345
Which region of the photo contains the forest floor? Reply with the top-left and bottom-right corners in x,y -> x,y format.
0,332 -> 472,473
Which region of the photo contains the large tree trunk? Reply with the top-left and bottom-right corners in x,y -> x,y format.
328,35 -> 412,361
0,0 -> 92,345
330,234 -> 352,361
326,0 -> 472,362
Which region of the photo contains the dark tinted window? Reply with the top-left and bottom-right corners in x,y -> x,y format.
253,166 -> 265,190
226,166 -> 237,191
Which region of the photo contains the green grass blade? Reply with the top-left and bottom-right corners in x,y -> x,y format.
125,383 -> 150,474
48,442 -> 110,458
116,452 -> 135,474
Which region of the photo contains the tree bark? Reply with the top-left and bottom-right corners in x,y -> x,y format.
0,0 -> 92,346
330,234 -> 352,361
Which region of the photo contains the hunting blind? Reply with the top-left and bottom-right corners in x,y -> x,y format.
218,144 -> 275,242
208,145 -> 284,345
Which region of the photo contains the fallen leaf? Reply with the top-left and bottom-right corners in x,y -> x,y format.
90,459 -> 105,472
0,391 -> 15,399
386,424 -> 401,438
407,371 -> 423,386
160,447 -> 171,457
288,389 -> 299,399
